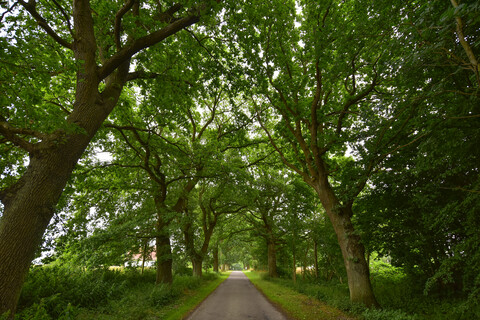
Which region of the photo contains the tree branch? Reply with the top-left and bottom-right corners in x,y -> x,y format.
196,89 -> 221,140
0,0 -> 19,22
0,118 -> 53,153
99,8 -> 202,80
114,0 -> 135,50
50,0 -> 73,37
336,74 -> 377,136
19,0 -> 73,49
440,186 -> 480,194
252,98 -> 309,181
450,0 -> 480,87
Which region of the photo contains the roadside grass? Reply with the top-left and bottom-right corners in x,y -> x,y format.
76,271 -> 230,320
163,271 -> 230,320
246,263 -> 478,320
244,270 -> 356,320
15,264 -> 229,320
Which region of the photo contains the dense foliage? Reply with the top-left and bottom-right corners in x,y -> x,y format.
1,0 -> 478,318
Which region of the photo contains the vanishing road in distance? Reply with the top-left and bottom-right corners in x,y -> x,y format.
187,271 -> 288,320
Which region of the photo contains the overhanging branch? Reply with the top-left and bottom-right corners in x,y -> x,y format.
99,9 -> 201,80
19,0 -> 73,49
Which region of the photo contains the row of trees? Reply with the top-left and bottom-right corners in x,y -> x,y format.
1,0 -> 479,317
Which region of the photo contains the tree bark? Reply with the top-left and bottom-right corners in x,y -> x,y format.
155,232 -> 173,285
267,238 -> 278,278
312,173 -> 378,307
213,245 -> 219,272
192,256 -> 203,277
303,245 -> 309,280
314,240 -> 319,279
292,247 -> 297,283
0,10 -> 128,316
141,240 -> 148,275
0,0 -> 206,315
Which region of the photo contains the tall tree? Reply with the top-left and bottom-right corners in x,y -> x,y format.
221,0 -> 421,306
0,0 -> 219,315
242,168 -> 292,278
182,179 -> 246,277
355,0 -> 480,309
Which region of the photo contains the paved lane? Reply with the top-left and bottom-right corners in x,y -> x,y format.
186,271 -> 288,320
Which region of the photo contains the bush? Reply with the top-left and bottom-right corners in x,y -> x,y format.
149,284 -> 181,307
175,266 -> 193,276
16,265 -> 152,319
362,308 -> 418,320
202,272 -> 219,282
17,265 -> 221,319
173,275 -> 202,290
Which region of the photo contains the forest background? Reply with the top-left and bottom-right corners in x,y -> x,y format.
0,0 -> 479,319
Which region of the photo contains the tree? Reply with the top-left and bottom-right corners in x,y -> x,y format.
355,0 -> 480,309
0,0 -> 221,315
182,179 -> 246,277
220,0 -> 420,306
241,167 -> 292,278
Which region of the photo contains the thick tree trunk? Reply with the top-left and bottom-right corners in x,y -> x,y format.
192,256 -> 203,277
0,0 -> 204,314
313,177 -> 378,307
213,246 -> 219,272
0,68 -> 127,318
155,233 -> 173,284
154,195 -> 173,285
267,239 -> 278,278
0,153 -> 81,317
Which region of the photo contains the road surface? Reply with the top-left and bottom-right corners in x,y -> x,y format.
186,271 -> 288,320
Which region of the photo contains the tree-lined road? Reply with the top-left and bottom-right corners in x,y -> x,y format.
187,271 -> 288,320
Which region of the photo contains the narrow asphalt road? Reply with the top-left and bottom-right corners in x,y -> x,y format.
186,271 -> 288,320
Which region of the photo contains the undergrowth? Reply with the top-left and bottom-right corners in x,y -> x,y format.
14,264 -> 221,320
255,259 -> 479,320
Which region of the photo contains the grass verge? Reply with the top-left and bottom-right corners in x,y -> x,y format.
75,271 -> 230,320
244,270 -> 356,320
164,271 -> 230,320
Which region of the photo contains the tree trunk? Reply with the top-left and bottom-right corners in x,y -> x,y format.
213,246 -> 219,272
0,66 -> 128,319
155,233 -> 173,284
292,248 -> 297,283
302,244 -> 309,280
192,256 -> 203,277
267,239 -> 278,278
313,177 -> 378,307
314,240 -> 319,279
141,254 -> 146,275
141,240 -> 148,275
0,155 -> 79,317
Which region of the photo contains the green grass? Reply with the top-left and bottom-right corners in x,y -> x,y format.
75,272 -> 230,320
163,271 -> 230,320
246,262 -> 478,320
15,265 -> 230,320
244,270 -> 356,320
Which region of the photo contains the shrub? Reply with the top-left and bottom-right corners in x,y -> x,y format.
149,284 -> 181,306
16,265 -> 151,318
175,266 -> 193,276
362,308 -> 418,320
174,275 -> 202,290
